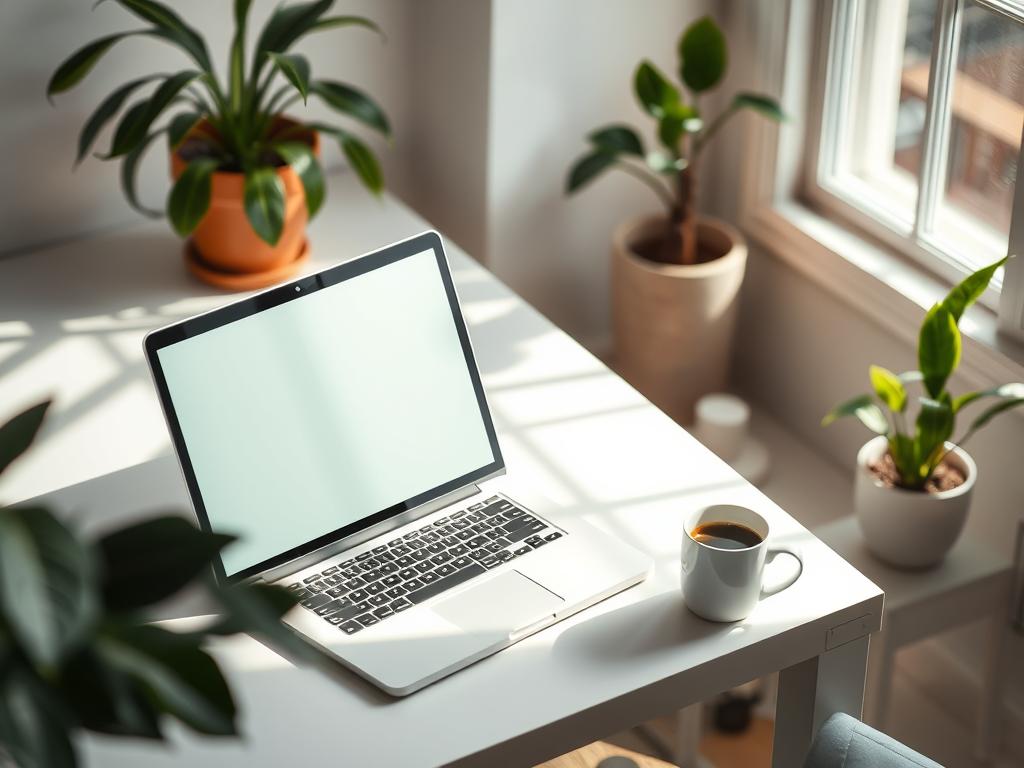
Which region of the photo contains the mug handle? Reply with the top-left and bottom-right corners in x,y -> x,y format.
760,546 -> 803,600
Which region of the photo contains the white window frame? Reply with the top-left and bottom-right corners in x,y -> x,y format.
736,0 -> 1024,391
806,0 -> 1024,315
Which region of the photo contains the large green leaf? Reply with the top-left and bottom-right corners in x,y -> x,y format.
821,393 -> 889,434
0,400 -> 50,476
230,0 -> 254,112
341,134 -> 384,195
915,397 -> 953,479
58,648 -> 162,739
244,168 -> 287,245
99,625 -> 237,736
76,75 -> 163,164
310,80 -> 390,135
107,70 -> 201,157
565,150 -> 617,194
274,141 -> 325,217
0,664 -> 77,768
588,125 -> 644,157
869,364 -> 907,412
48,32 -> 141,97
204,583 -> 311,660
96,516 -> 234,613
633,60 -> 681,118
103,0 -> 212,72
266,52 -> 311,104
120,128 -> 168,217
918,303 -> 961,398
888,432 -> 918,486
167,159 -> 219,238
311,15 -> 384,38
253,0 -> 333,74
679,16 -> 727,92
733,92 -> 787,121
0,507 -> 96,668
942,256 -> 1008,321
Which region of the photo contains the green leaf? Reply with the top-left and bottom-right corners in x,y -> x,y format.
167,158 -> 218,237
120,128 -> 167,217
869,365 -> 907,412
341,134 -> 384,195
267,52 -> 311,104
0,400 -> 50,476
733,92 -> 787,121
679,16 -> 727,92
76,75 -> 163,164
274,141 -> 325,217
96,516 -> 235,613
48,33 -> 137,97
98,625 -> 237,736
588,125 -> 644,157
107,70 -> 201,157
311,15 -> 385,39
253,0 -> 333,76
915,397 -> 954,477
104,0 -> 212,71
0,507 -> 97,668
230,0 -> 253,112
310,80 -> 390,135
167,111 -> 203,149
0,664 -> 77,768
59,648 -> 163,739
244,167 -> 286,245
203,582 -> 298,636
821,393 -> 888,435
966,396 -> 1024,434
918,303 -> 961,398
942,256 -> 1008,321
888,432 -> 918,486
953,382 -> 1024,412
565,151 -> 617,194
633,60 -> 681,118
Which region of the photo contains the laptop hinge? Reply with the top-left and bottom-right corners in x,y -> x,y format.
257,480 -> 490,584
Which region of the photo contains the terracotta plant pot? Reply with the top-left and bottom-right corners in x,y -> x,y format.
854,435 -> 976,569
170,118 -> 318,289
611,215 -> 747,425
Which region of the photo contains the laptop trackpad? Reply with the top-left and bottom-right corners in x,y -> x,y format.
432,570 -> 563,637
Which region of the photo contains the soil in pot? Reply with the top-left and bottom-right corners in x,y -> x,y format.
868,452 -> 966,493
631,231 -> 730,265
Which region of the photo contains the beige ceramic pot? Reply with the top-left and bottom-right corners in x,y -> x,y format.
611,214 -> 747,425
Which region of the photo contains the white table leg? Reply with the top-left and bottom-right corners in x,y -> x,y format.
675,703 -> 704,768
772,636 -> 870,768
862,627 -> 893,729
975,613 -> 1008,762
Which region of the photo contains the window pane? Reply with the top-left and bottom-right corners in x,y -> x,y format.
933,1 -> 1023,270
826,1 -> 938,228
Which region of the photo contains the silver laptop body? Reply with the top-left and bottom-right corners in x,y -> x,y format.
145,231 -> 650,696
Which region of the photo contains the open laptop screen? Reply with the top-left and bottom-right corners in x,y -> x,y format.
148,235 -> 501,581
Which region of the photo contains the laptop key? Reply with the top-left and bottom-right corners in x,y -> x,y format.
373,605 -> 394,619
356,551 -> 374,561
385,585 -> 407,599
293,588 -> 313,600
442,536 -> 459,548
455,530 -> 474,542
411,549 -> 430,561
426,543 -> 444,554
469,548 -> 489,561
451,510 -> 467,519
514,546 -> 531,556
392,597 -> 413,612
355,614 -> 379,627
407,563 -> 485,604
398,568 -> 417,580
433,516 -> 450,526
495,551 -> 513,563
395,556 -> 415,568
381,574 -> 401,588
506,507 -> 525,518
391,544 -> 411,556
322,565 -> 340,576
451,557 -> 472,570
340,621 -> 363,635
526,535 -> 545,547
377,551 -> 395,562
467,536 -> 488,548
362,569 -> 383,582
326,587 -> 346,598
430,552 -> 452,566
349,588 -> 368,601
420,571 -> 440,584
492,537 -> 512,549
387,538 -> 403,547
379,563 -> 398,575
372,545 -> 387,554
353,601 -> 371,613
484,542 -> 504,553
327,615 -> 346,625
506,525 -> 539,544
479,555 -> 500,569
368,594 -> 388,607
450,544 -> 469,557
359,558 -> 380,571
414,561 -> 433,574
405,578 -> 424,591
343,577 -> 366,590
544,532 -> 563,542
435,564 -> 456,577
365,582 -> 385,595
302,574 -> 320,584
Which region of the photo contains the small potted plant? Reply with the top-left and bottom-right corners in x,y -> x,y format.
823,258 -> 1023,568
0,400 -> 315,767
566,16 -> 784,423
48,0 -> 389,290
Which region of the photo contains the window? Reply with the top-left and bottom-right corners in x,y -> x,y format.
809,0 -> 1024,323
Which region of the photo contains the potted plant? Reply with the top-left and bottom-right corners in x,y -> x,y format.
823,258 -> 1024,568
48,0 -> 389,290
0,399 -> 315,767
566,16 -> 785,423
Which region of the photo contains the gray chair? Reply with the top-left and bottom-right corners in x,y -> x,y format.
804,712 -> 943,767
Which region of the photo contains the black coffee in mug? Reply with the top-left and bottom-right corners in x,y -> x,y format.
691,521 -> 763,550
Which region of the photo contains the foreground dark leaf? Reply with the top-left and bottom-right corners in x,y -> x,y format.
0,400 -> 50,476
0,664 -> 77,768
97,515 -> 235,613
58,648 -> 163,739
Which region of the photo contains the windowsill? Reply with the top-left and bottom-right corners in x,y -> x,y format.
742,198 -> 1024,391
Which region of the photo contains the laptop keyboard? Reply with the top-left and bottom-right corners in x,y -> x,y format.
285,496 -> 565,636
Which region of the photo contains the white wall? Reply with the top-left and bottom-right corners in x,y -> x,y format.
0,0 -> 416,258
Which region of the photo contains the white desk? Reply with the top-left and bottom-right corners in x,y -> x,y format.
0,173 -> 884,767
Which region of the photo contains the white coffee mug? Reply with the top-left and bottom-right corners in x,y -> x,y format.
681,504 -> 802,622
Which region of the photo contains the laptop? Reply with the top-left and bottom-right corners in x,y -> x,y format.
145,230 -> 651,696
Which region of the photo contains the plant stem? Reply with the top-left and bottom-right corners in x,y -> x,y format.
676,164 -> 697,265
692,104 -> 739,159
613,161 -> 677,214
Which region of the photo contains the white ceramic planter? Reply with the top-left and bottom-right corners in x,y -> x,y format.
854,435 -> 977,569
611,215 -> 747,425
